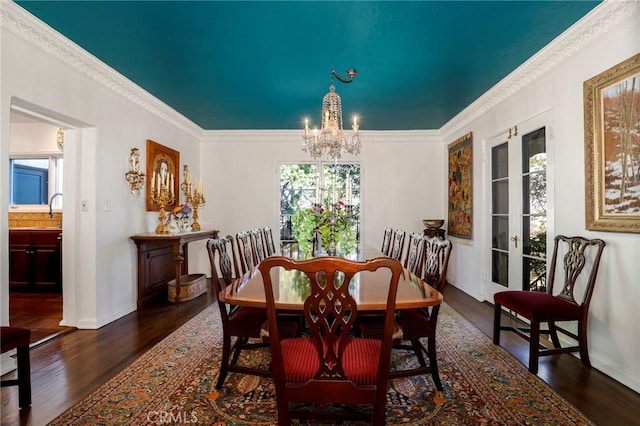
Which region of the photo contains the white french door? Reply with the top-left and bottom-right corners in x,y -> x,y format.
485,112 -> 551,301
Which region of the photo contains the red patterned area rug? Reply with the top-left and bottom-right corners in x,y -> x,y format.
49,303 -> 594,425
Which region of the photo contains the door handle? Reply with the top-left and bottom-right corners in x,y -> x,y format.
510,235 -> 519,248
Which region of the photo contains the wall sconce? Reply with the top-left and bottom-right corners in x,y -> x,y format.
125,147 -> 145,195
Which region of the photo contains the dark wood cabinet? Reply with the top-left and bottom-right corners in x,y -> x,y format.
130,229 -> 218,309
9,229 -> 62,292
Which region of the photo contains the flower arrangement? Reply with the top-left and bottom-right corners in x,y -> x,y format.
167,203 -> 192,232
292,202 -> 357,256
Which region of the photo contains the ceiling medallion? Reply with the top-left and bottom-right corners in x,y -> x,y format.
302,67 -> 361,161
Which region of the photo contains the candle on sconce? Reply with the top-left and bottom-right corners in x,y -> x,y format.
151,173 -> 156,194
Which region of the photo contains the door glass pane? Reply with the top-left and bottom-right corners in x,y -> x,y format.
492,252 -> 509,287
492,217 -> 509,250
492,143 -> 509,179
521,127 -> 547,292
492,181 -> 509,214
280,163 -> 360,255
279,164 -> 318,245
491,142 -> 509,287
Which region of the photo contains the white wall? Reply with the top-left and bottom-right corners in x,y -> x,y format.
440,1 -> 640,392
1,3 -> 203,328
196,130 -> 444,276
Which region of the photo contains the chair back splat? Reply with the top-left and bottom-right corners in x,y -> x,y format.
390,229 -> 406,261
235,231 -> 256,275
263,226 -> 278,256
493,235 -> 606,374
404,232 -> 425,276
251,228 -> 268,263
381,227 -> 393,256
421,236 -> 453,293
259,256 -> 403,425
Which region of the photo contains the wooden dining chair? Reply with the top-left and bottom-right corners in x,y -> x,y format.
381,227 -> 393,256
389,228 -> 406,261
263,226 -> 277,256
389,236 -> 452,389
206,236 -> 271,388
493,235 -> 606,374
403,232 -> 425,276
259,256 -> 404,426
250,228 -> 268,263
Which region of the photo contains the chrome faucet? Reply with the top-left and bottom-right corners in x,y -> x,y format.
49,192 -> 63,218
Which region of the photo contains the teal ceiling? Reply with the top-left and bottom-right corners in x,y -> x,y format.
16,1 -> 600,130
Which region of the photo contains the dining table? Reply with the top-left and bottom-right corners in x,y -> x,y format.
218,248 -> 442,312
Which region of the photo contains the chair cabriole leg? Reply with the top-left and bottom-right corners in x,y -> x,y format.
529,320 -> 540,374
493,303 -> 502,345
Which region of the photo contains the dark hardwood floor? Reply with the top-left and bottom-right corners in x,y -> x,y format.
2,284 -> 639,425
8,293 -> 74,345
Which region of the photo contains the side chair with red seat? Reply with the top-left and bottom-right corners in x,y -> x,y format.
259,256 -> 404,426
207,235 -> 271,388
390,235 -> 452,389
493,235 -> 606,374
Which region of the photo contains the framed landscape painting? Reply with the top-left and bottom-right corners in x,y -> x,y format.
584,53 -> 640,233
448,132 -> 473,239
146,139 -> 180,212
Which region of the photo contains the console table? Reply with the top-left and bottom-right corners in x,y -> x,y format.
130,229 -> 218,308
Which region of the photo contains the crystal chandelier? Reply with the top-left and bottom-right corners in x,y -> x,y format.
302,68 -> 361,160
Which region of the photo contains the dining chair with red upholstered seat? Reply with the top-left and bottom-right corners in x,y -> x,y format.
390,236 -> 452,389
259,256 -> 403,426
493,235 -> 606,374
207,236 -> 271,388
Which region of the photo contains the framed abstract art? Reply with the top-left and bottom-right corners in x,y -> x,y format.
448,132 -> 473,239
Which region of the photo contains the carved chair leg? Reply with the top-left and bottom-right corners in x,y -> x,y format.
427,334 -> 443,391
410,339 -> 428,367
16,344 -> 31,408
578,320 -> 591,368
529,320 -> 540,374
493,303 -> 502,345
548,321 -> 561,348
216,334 -> 232,389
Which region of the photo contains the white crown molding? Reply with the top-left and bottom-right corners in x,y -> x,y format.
1,0 -> 204,138
441,0 -> 639,136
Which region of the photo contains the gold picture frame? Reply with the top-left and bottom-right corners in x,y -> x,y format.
584,53 -> 640,233
448,132 -> 473,239
146,139 -> 180,212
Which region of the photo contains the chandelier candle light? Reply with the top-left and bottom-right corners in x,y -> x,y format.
302,67 -> 361,161
150,169 -> 175,234
180,165 -> 206,231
